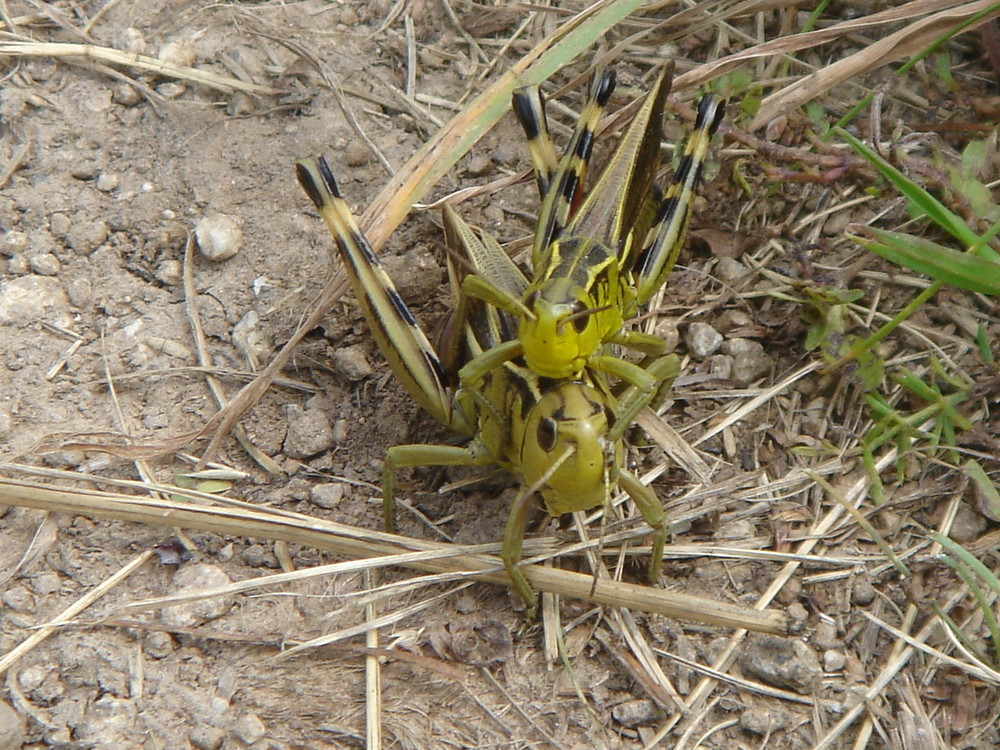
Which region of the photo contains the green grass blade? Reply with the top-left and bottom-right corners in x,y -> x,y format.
963,459 -> 1000,522
934,533 -> 1000,665
933,532 -> 1000,595
851,228 -> 1000,295
837,128 -> 985,253
808,471 -> 908,576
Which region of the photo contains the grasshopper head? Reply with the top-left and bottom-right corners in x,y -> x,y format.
519,279 -> 606,379
518,381 -> 622,516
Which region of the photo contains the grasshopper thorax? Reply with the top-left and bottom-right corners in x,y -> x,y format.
517,381 -> 622,516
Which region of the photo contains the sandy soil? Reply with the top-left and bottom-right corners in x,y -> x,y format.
2,1 -> 999,749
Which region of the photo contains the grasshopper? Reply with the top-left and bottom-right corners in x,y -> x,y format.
296,157 -> 674,619
459,67 -> 724,400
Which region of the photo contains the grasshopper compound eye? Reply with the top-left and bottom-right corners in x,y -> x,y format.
536,417 -> 558,452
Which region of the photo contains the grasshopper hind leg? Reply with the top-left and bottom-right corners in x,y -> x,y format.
501,485 -> 542,619
382,443 -> 493,532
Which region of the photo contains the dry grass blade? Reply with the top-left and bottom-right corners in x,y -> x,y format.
863,611 -> 1000,684
812,588 -> 970,750
750,0 -> 1000,128
0,40 -> 279,95
668,0 -> 996,97
357,0 -> 647,250
634,408 -> 712,482
0,477 -> 790,634
644,450 -> 903,745
0,550 -> 153,678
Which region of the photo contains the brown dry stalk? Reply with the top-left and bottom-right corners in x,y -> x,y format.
0,477 -> 791,634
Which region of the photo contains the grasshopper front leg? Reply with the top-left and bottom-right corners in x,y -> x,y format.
618,469 -> 668,586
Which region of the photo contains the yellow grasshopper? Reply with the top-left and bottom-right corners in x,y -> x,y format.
459,67 -> 724,400
296,157 -> 675,619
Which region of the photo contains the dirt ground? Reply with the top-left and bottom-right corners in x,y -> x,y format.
1,1 -> 1000,749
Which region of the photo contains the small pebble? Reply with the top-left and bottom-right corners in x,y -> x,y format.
950,503 -> 987,543
145,631 -> 174,659
812,621 -> 840,650
309,483 -> 344,510
684,321 -> 723,359
49,213 -> 71,237
282,404 -> 334,458
714,309 -> 752,334
332,419 -> 349,445
739,706 -> 791,735
190,725 -> 225,750
731,349 -> 772,386
852,577 -> 876,606
96,172 -> 119,192
7,255 -> 28,274
0,276 -> 72,327
344,142 -> 370,168
17,665 -> 49,693
70,162 -> 101,180
195,214 -> 243,261
1,586 -> 35,614
154,258 -> 183,286
653,320 -> 680,353
287,478 -> 311,502
241,544 -> 279,569
1,230 -> 28,256
332,344 -> 374,381
714,256 -> 746,283
156,82 -> 187,99
822,210 -> 852,236
787,601 -> 809,626
466,154 -> 492,178
611,699 -> 663,728
232,712 -> 267,745
66,219 -> 109,256
28,252 -> 61,276
707,354 -> 732,380
740,636 -> 822,694
774,576 -> 802,606
31,572 -> 61,596
161,563 -> 235,628
482,204 -> 504,227
66,276 -> 91,309
112,82 -> 142,107
824,649 -> 846,671
226,92 -> 255,117
158,40 -> 197,68
721,337 -> 760,358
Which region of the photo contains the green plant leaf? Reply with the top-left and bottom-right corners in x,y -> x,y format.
837,127 -> 989,255
852,228 -> 1000,295
964,459 -> 1000,523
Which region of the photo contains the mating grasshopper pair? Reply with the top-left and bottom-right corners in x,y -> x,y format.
296,66 -> 722,618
